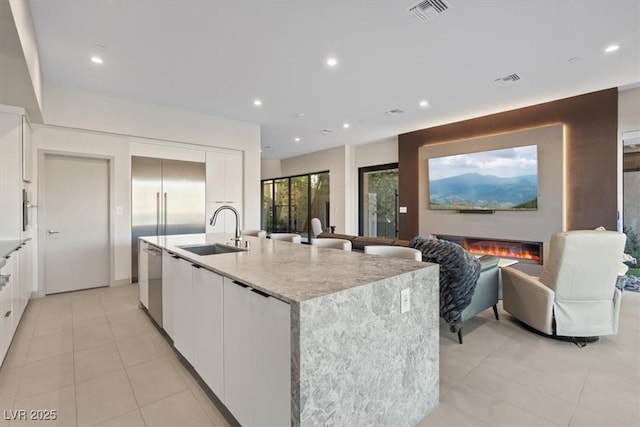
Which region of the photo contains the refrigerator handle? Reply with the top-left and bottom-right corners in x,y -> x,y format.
164,192 -> 168,235
156,192 -> 160,236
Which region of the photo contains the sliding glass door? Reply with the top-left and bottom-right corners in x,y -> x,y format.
359,163 -> 399,239
262,171 -> 330,240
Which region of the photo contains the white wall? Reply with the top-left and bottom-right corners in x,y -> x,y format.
418,125 -> 564,264
29,86 -> 261,293
261,158 -> 282,180
43,85 -> 261,227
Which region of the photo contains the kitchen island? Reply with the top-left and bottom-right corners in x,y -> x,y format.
140,233 -> 440,426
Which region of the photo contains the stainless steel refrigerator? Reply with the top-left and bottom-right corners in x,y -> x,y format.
131,156 -> 205,281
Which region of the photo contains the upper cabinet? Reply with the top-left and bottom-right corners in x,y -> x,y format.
21,115 -> 32,183
206,151 -> 243,204
0,105 -> 25,242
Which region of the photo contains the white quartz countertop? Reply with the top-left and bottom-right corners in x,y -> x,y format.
0,238 -> 30,259
141,233 -> 434,304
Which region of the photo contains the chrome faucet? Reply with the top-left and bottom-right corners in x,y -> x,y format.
209,205 -> 241,246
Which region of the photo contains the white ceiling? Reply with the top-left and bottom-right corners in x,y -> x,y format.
28,0 -> 640,159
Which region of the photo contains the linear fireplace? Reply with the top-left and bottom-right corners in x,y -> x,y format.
437,235 -> 543,264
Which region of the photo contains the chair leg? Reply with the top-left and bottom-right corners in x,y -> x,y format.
492,304 -> 500,321
457,328 -> 463,344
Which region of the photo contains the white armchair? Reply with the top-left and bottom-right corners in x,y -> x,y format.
311,218 -> 323,237
364,245 -> 422,261
241,229 -> 267,238
269,233 -> 302,244
502,230 -> 626,339
311,238 -> 352,251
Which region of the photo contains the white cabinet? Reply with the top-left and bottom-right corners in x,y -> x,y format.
205,151 -> 243,234
162,250 -> 179,339
251,290 -> 291,426
0,256 -> 14,364
172,256 -> 194,363
0,106 -> 23,243
223,280 -> 254,426
21,115 -> 32,183
15,242 -> 30,321
192,266 -> 224,401
206,152 -> 243,204
138,241 -> 149,308
160,253 -> 290,425
223,279 -> 291,426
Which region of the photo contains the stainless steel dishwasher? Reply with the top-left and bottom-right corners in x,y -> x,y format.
146,244 -> 163,327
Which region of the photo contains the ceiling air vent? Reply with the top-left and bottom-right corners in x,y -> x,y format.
494,73 -> 521,85
385,108 -> 405,116
320,129 -> 334,135
409,0 -> 450,22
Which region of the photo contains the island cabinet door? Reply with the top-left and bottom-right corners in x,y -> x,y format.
172,256 -> 194,363
192,265 -> 224,401
162,251 -> 178,339
250,290 -> 291,426
223,279 -> 253,426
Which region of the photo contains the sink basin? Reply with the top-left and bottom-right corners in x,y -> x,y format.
177,243 -> 245,256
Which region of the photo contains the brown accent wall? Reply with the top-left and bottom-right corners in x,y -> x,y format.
398,88 -> 618,240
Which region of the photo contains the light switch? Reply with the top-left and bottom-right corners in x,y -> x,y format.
400,288 -> 410,313
399,206 -> 407,214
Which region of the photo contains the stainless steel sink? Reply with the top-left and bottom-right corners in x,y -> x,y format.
177,243 -> 246,256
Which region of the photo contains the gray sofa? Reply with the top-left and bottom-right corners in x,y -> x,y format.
318,232 -> 500,343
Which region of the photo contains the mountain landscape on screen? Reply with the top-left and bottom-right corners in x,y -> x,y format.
428,145 -> 538,211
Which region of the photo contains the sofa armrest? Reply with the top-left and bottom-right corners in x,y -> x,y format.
461,256 -> 499,322
478,255 -> 499,272
502,267 -> 554,334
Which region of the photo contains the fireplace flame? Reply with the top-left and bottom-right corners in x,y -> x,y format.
463,242 -> 541,261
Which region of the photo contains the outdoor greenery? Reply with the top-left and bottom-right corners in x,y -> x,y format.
262,172 -> 329,236
364,169 -> 398,238
624,225 -> 640,268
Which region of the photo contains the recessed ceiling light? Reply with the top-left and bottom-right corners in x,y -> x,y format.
419,100 -> 429,107
604,44 -> 619,53
326,57 -> 338,67
294,137 -> 300,142
343,123 -> 350,129
253,99 -> 262,106
295,112 -> 305,118
90,56 -> 103,64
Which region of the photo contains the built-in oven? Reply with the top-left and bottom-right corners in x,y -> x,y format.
145,244 -> 163,327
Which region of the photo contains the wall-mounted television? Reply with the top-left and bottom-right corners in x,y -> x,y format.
428,145 -> 538,211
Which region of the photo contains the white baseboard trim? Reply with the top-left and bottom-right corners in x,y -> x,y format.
111,279 -> 131,287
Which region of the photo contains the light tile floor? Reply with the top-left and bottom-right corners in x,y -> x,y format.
0,285 -> 228,427
1,284 -> 638,427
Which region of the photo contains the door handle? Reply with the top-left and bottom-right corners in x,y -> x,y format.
46,230 -> 60,235
156,192 -> 160,236
164,192 -> 168,235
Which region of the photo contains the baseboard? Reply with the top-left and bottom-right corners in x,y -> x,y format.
111,279 -> 131,287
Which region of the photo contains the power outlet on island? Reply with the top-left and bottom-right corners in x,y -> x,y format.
400,288 -> 410,314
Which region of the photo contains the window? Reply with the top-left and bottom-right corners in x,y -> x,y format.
262,171 -> 330,240
359,163 -> 399,239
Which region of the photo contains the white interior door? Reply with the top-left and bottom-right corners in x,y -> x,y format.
43,155 -> 109,294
